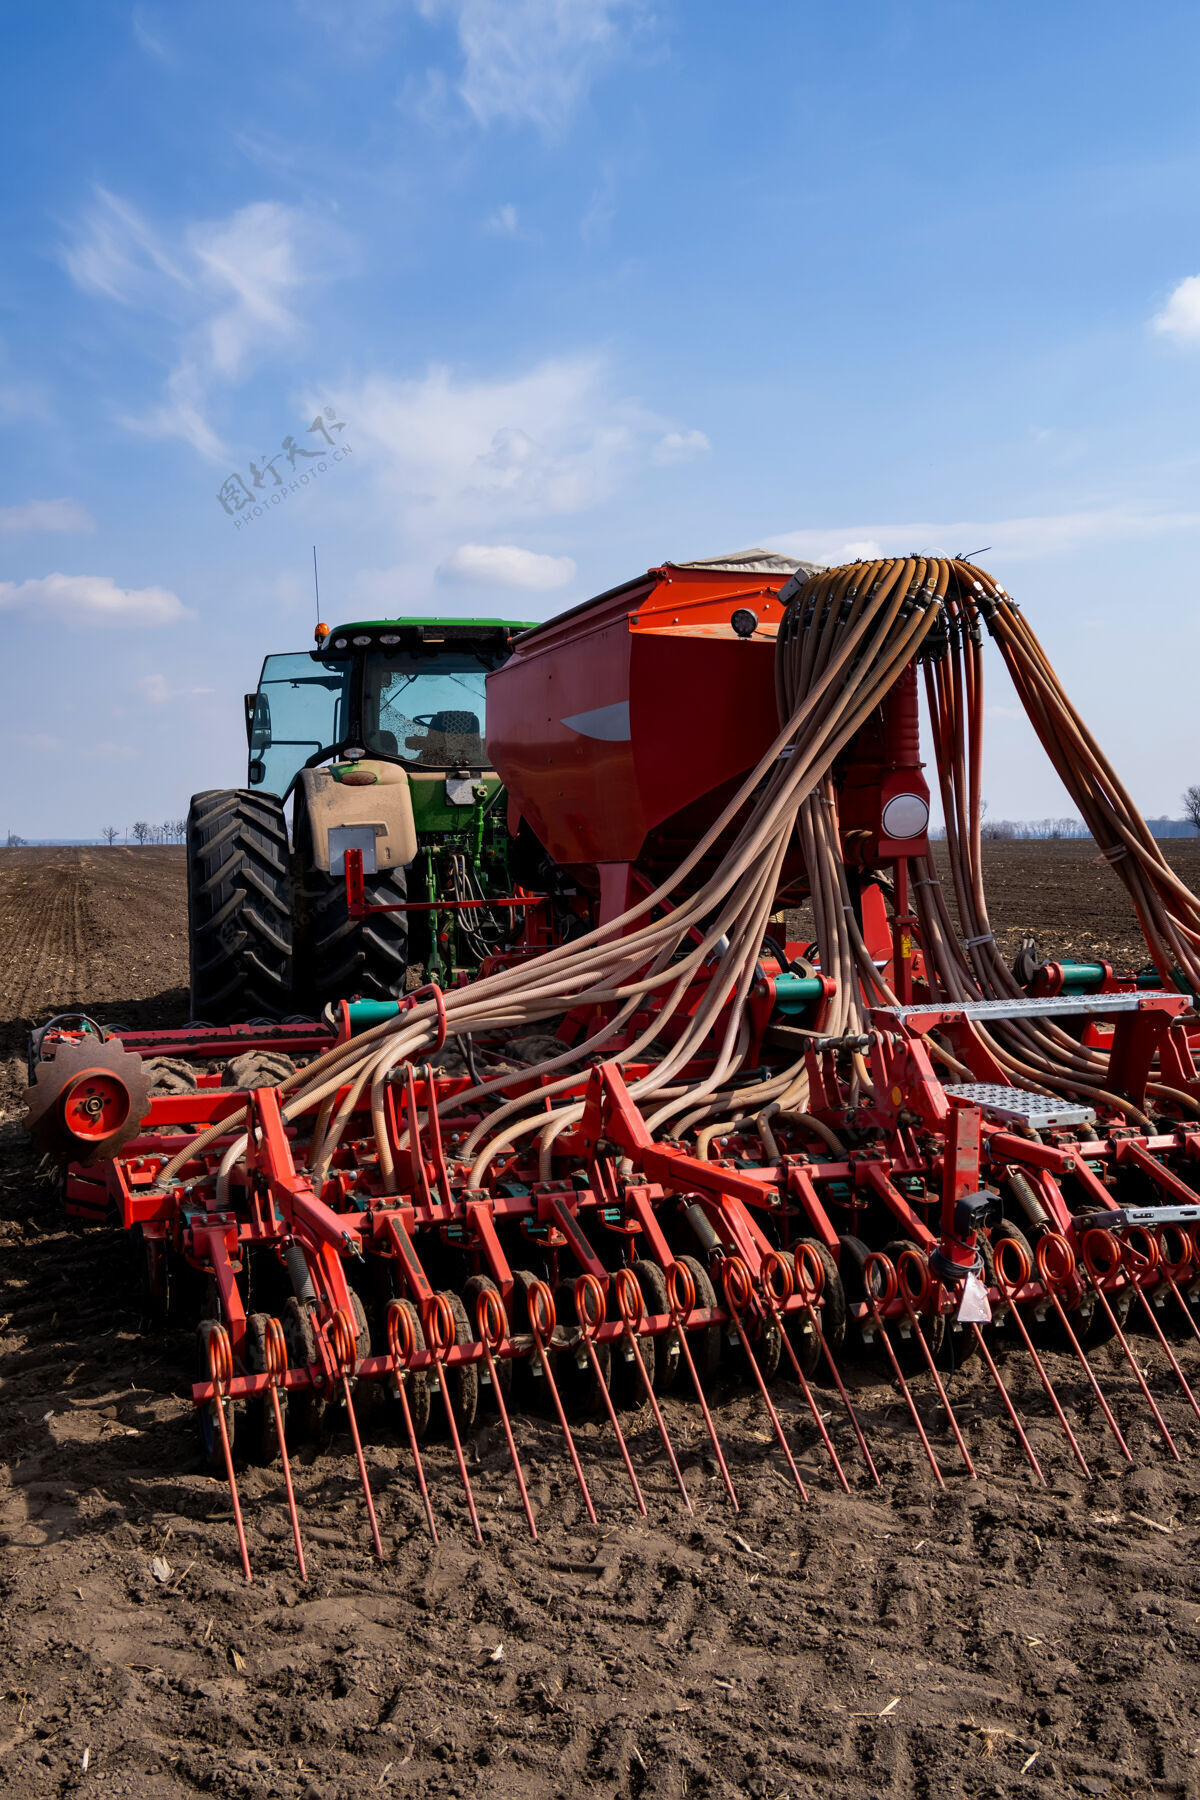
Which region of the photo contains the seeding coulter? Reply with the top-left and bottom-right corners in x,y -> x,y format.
27,552 -> 1200,1578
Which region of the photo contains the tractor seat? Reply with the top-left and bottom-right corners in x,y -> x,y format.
405,709 -> 486,766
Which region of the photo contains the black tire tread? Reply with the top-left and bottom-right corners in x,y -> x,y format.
187,789 -> 293,1022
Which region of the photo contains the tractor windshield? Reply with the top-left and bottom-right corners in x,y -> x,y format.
248,641 -> 506,795
248,652 -> 353,796
362,647 -> 496,767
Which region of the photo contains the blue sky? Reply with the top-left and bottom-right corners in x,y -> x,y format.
4,0 -> 1200,836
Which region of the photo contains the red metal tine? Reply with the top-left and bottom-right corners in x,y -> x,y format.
792,1245 -> 881,1486
993,1237 -> 1091,1477
611,1269 -> 693,1514
721,1256 -> 809,1502
1120,1227 -> 1200,1423
385,1300 -> 439,1542
574,1274 -> 646,1515
263,1316 -> 307,1580
475,1287 -> 537,1539
890,1249 -> 977,1479
328,1309 -> 385,1561
205,1323 -> 253,1583
425,1293 -> 484,1543
758,1251 -> 849,1492
1156,1225 -> 1200,1350
861,1253 -> 946,1488
1081,1228 -> 1180,1459
899,1239 -> 1044,1486
666,1260 -> 740,1512
1035,1233 -> 1132,1464
526,1279 -> 598,1524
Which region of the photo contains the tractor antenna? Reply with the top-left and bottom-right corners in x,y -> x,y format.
312,545 -> 320,621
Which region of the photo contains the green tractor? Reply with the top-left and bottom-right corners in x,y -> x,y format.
185,615 -> 532,1022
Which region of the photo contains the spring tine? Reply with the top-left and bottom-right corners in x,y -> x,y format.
612,1271 -> 692,1514
993,1239 -> 1090,1477
776,1314 -> 849,1490
1047,1289 -> 1133,1462
789,1248 -> 880,1486
528,1281 -> 598,1524
583,1334 -> 647,1514
476,1291 -> 537,1538
1158,1264 -> 1200,1350
1004,1296 -> 1090,1475
573,1275 -> 645,1512
270,1386 -> 307,1579
1131,1283 -> 1200,1421
1036,1233 -> 1132,1463
427,1296 -> 483,1543
862,1261 -> 945,1488
330,1312 -> 385,1561
723,1258 -> 808,1502
342,1371 -> 386,1559
264,1317 -> 307,1580
969,1322 -> 1046,1485
1081,1232 -> 1180,1459
206,1325 -> 252,1583
627,1324 -> 694,1512
386,1301 -> 440,1543
668,1264 -> 740,1512
893,1260 -> 977,1479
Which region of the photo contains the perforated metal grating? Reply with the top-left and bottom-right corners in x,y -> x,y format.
940,1082 -> 1096,1130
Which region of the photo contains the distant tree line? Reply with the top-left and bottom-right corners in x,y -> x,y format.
101,820 -> 187,845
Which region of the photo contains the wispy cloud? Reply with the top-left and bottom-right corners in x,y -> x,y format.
419,0 -> 644,133
0,499 -> 94,534
0,573 -> 191,626
138,672 -> 215,703
1153,274 -> 1200,344
130,7 -> 173,63
61,188 -> 333,457
439,542 -> 575,589
484,202 -> 521,236
652,428 -> 710,466
337,352 -> 677,531
768,507 -> 1200,567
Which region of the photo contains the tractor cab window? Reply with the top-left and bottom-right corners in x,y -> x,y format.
248,652 -> 353,796
362,648 -> 496,768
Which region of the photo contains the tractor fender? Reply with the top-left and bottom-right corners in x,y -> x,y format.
296,763 -> 418,874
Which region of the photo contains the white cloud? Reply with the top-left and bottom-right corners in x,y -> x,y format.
131,8 -> 172,62
1153,275 -> 1200,344
121,362 -> 226,460
61,187 -> 189,304
484,203 -> 520,235
0,573 -> 191,627
439,542 -> 576,589
768,508 -> 1200,567
652,428 -> 711,465
188,202 -> 309,380
0,499 -> 94,534
338,352 -> 662,530
137,672 -> 214,704
419,0 -> 643,132
62,189 -> 329,458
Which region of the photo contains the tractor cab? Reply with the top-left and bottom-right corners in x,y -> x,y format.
245,617 -> 530,798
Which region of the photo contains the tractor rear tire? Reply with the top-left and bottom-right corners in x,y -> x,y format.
187,790 -> 293,1023
292,794 -> 408,1010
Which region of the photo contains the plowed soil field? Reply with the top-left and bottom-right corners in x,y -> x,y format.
5,844 -> 1200,1800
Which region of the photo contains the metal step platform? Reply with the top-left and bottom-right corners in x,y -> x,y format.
940,1081 -> 1096,1130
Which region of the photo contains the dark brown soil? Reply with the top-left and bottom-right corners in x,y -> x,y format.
4,846 -> 1200,1800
